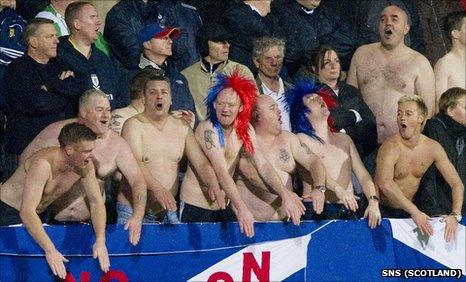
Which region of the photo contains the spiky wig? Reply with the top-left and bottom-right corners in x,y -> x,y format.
285,79 -> 336,143
205,68 -> 258,154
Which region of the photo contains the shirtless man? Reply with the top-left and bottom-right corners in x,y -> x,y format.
347,5 -> 435,143
180,70 -> 305,237
20,89 -> 147,246
110,69 -> 149,135
118,73 -> 224,223
286,80 -> 382,228
434,11 -> 466,104
235,95 -> 328,221
0,123 -> 109,279
376,95 -> 464,241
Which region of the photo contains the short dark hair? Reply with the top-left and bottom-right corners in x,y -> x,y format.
438,87 -> 466,113
65,1 -> 92,32
444,11 -> 466,43
130,69 -> 160,100
309,44 -> 341,77
144,70 -> 171,93
23,18 -> 54,45
58,122 -> 97,147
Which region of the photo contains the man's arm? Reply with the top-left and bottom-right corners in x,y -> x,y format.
20,158 -> 69,279
433,58 -> 449,110
250,129 -> 305,225
375,141 -> 433,235
290,135 -> 325,187
79,162 -> 110,273
119,119 -> 154,246
414,56 -> 435,116
184,128 -> 226,209
432,141 -> 464,242
346,47 -> 361,88
195,123 -> 255,238
348,137 -> 381,228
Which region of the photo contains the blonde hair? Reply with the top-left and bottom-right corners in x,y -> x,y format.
398,94 -> 428,117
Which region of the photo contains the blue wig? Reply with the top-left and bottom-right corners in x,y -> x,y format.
285,79 -> 336,143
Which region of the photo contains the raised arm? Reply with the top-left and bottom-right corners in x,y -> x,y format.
79,162 -> 110,273
185,128 -> 226,209
20,158 -> 69,280
348,138 -> 381,228
432,141 -> 464,241
195,123 -> 255,238
375,141 -> 432,235
250,129 -> 305,225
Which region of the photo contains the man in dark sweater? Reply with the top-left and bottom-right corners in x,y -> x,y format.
58,1 -> 129,110
2,18 -> 87,181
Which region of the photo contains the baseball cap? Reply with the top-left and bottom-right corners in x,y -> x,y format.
138,23 -> 180,44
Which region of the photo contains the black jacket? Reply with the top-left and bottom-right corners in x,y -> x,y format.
270,1 -> 355,76
222,2 -> 273,73
326,82 -> 378,159
57,36 -> 130,109
4,55 -> 87,154
415,113 -> 466,215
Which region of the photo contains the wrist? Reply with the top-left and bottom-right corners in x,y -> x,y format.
314,185 -> 327,193
449,212 -> 462,222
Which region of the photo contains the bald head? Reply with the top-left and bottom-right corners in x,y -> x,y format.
381,5 -> 410,25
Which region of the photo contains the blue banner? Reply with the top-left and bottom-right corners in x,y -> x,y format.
0,219 -> 464,281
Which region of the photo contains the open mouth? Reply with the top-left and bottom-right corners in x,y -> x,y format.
100,120 -> 108,125
400,123 -> 407,130
156,103 -> 163,110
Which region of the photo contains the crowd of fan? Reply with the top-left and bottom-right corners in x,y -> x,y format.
0,0 -> 465,278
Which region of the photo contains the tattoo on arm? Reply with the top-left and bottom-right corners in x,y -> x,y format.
300,141 -> 311,155
204,129 -> 216,150
279,149 -> 290,163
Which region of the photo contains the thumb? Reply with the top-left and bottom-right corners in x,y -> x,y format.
363,209 -> 368,219
62,255 -> 69,263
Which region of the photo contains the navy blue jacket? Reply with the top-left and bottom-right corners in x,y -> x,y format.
270,1 -> 355,76
57,36 -> 130,109
4,55 -> 87,154
0,8 -> 26,110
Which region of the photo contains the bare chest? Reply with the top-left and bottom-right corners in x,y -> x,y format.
394,149 -> 433,179
140,124 -> 185,164
39,172 -> 81,211
358,54 -> 416,94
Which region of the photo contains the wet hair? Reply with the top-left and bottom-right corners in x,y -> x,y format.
444,11 -> 466,43
79,89 -> 108,110
309,44 -> 341,77
58,122 -> 97,147
438,87 -> 466,113
251,37 -> 285,60
130,69 -> 160,100
23,18 -> 54,45
65,1 -> 92,32
397,95 -> 428,117
285,79 -> 336,143
143,70 -> 171,94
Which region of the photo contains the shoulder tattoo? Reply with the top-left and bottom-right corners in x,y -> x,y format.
279,149 -> 291,163
299,141 -> 312,155
203,129 -> 216,150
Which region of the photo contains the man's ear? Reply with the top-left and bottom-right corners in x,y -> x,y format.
451,29 -> 460,41
253,57 -> 260,69
142,40 -> 151,50
239,104 -> 244,113
64,145 -> 73,156
29,37 -> 38,49
403,23 -> 410,35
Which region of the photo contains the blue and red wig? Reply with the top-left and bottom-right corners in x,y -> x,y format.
285,79 -> 336,143
205,68 -> 258,154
